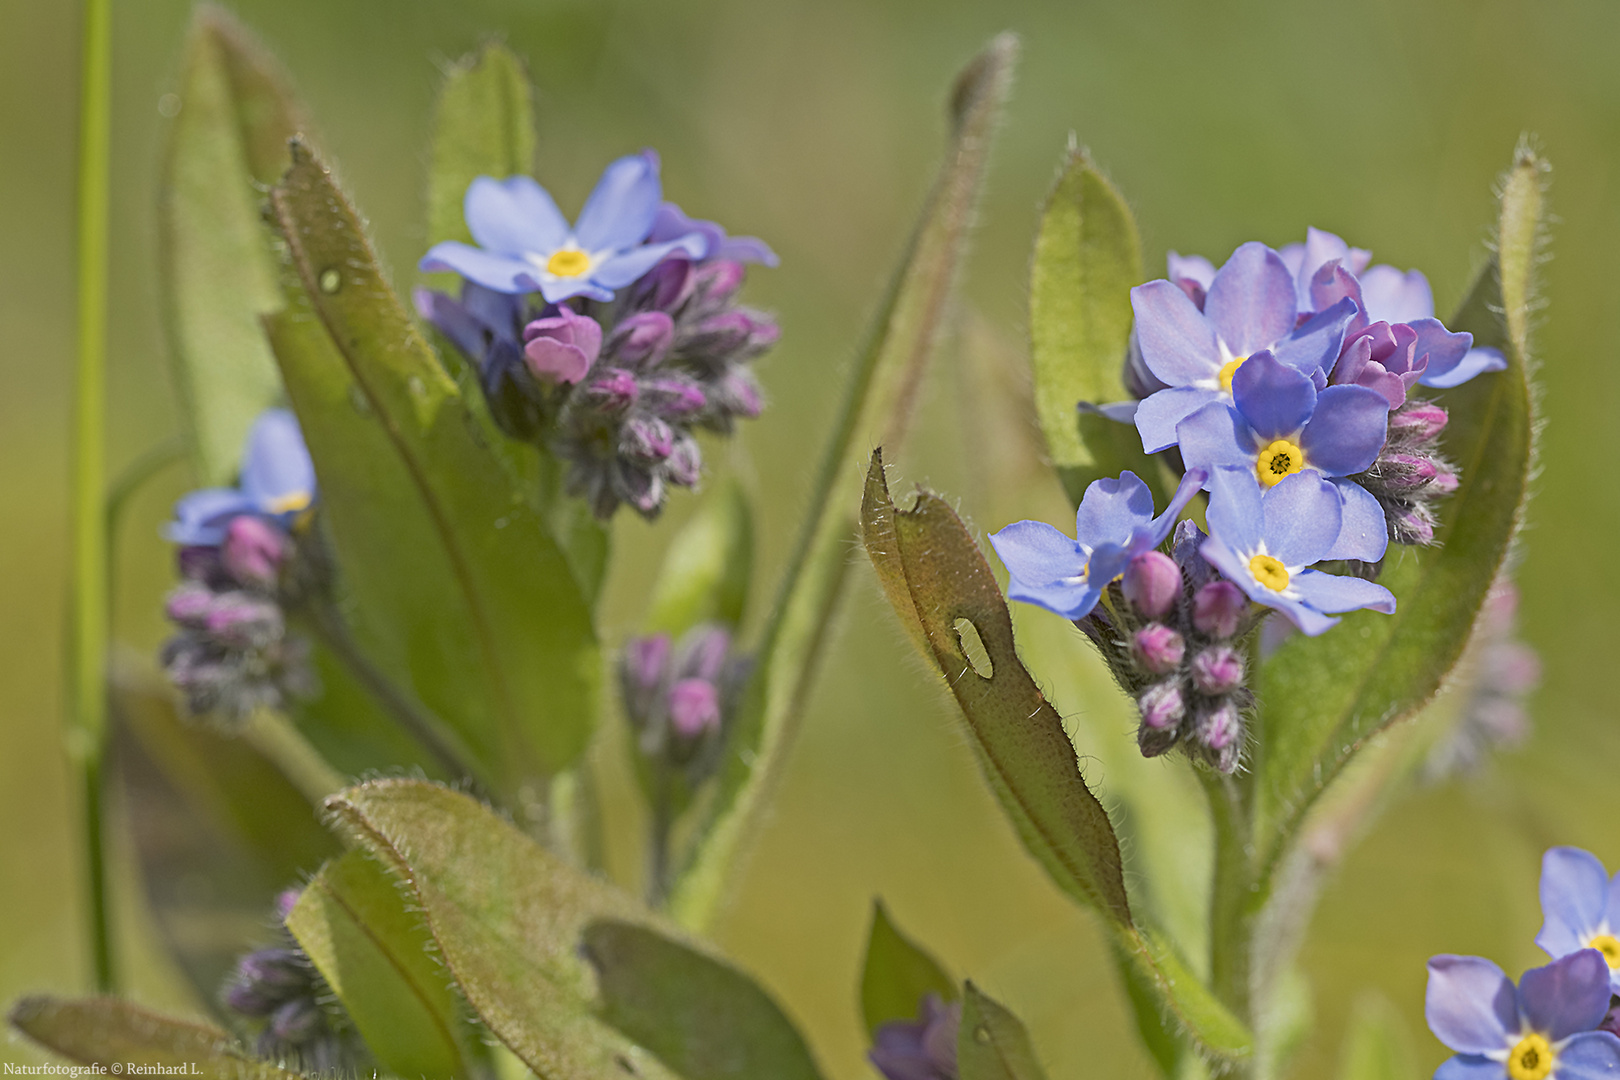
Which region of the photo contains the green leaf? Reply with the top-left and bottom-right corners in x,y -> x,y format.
1250,146 -> 1543,883
1336,993 -> 1418,1080
859,451 -> 1254,1066
159,7 -> 300,486
426,42 -> 536,256
266,143 -> 600,790
8,997 -> 303,1078
861,900 -> 957,1037
582,920 -> 826,1080
1028,147 -> 1163,506
646,481 -> 754,633
667,33 -> 1019,930
956,983 -> 1049,1080
324,779 -> 683,1080
286,850 -> 470,1080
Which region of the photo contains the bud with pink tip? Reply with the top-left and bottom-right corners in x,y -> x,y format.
1133,623 -> 1186,675
1192,580 -> 1247,638
1191,646 -> 1245,694
1123,551 -> 1181,618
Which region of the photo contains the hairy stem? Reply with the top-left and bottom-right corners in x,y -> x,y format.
1200,768 -> 1256,1037
68,0 -> 114,994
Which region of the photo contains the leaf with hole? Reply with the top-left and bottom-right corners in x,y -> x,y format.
860,900 -> 956,1038
159,7 -> 301,485
267,143 -> 600,792
8,997 -> 302,1078
666,33 -> 1019,931
286,849 -> 471,1080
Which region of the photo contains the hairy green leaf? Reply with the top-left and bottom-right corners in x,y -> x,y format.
426,42 -> 536,255
159,7 -> 300,485
860,452 -> 1253,1064
1251,147 -> 1543,883
646,482 -> 754,633
861,900 -> 957,1037
668,34 -> 1019,930
956,983 -> 1049,1080
583,920 -> 825,1080
9,997 -> 302,1078
324,779 -> 682,1080
267,143 -> 599,790
287,850 -> 469,1079
1029,148 -> 1163,506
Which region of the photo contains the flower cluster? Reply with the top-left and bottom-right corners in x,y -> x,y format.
161,410 -> 320,727
619,623 -> 746,784
222,890 -> 359,1073
417,151 -> 778,519
992,229 -> 1505,769
869,994 -> 961,1080
1425,847 -> 1620,1080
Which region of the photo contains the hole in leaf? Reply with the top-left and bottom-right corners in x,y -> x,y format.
318,267 -> 342,294
953,617 -> 993,679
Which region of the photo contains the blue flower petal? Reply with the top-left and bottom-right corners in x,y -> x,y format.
1232,350 -> 1317,440
413,288 -> 485,359
1539,848 -> 1611,960
1289,569 -> 1396,615
463,175 -> 570,257
1080,399 -> 1141,425
1273,297 -> 1357,378
1298,385 -> 1389,476
1520,951 -> 1611,1041
1309,262 -> 1370,335
1433,1055 -> 1506,1080
1135,386 -> 1219,454
1167,250 -> 1216,288
1205,242 -> 1296,356
1358,264 -> 1435,323
165,488 -> 255,546
574,151 -> 662,253
538,277 -> 615,304
1198,529 -> 1338,636
1075,471 -> 1157,551
1143,468 -> 1210,545
1177,402 -> 1257,479
240,409 -> 316,511
1550,1031 -> 1620,1080
988,520 -> 1099,619
420,241 -> 542,294
1425,954 -> 1518,1056
1319,478 -> 1389,562
1130,280 -> 1220,386
1204,465 -> 1265,553
1259,472 -> 1341,567
1423,346 -> 1507,389
590,235 -> 708,289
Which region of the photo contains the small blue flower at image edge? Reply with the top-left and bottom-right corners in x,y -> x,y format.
988,467 -> 1206,621
1537,847 -> 1620,994
166,409 -> 316,547
1425,950 -> 1620,1080
419,151 -> 709,303
1197,466 -> 1395,636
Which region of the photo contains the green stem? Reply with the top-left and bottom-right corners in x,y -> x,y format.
1199,768 -> 1255,1035
69,0 -> 114,995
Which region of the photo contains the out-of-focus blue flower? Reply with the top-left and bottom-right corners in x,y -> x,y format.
166,410 -> 315,547
1129,241 -> 1359,452
989,468 -> 1206,620
869,994 -> 961,1080
648,202 -> 778,267
1425,950 -> 1620,1080
1282,226 -> 1505,389
1536,848 -> 1620,994
1177,351 -> 1391,562
1199,467 -> 1395,636
419,152 -> 706,303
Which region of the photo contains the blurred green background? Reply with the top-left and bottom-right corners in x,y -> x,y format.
2,0 -> 1617,1075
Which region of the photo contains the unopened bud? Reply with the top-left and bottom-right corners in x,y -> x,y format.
1138,681 -> 1185,730
1379,453 -> 1439,493
642,377 -> 707,418
1390,504 -> 1436,545
620,417 -> 675,464
223,516 -> 288,590
629,256 -> 695,312
1123,551 -> 1181,618
690,259 -> 745,309
1389,401 -> 1448,442
1133,624 -> 1185,675
668,677 -> 721,738
269,998 -> 325,1043
579,369 -> 639,413
1198,702 -> 1242,752
666,436 -> 702,487
165,584 -> 214,627
1192,580 -> 1247,638
1191,646 -> 1245,694
606,311 -> 675,367
1430,467 -> 1459,495
1171,519 -> 1212,590
522,307 -> 601,385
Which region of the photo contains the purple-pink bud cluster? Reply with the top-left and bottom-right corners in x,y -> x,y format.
618,623 -> 744,779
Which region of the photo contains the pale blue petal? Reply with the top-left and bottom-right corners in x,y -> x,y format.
989,520 -> 1100,619
1203,465 -> 1264,552
1551,1032 -> 1620,1080
1080,400 -> 1141,424
1273,297 -> 1358,378
1423,347 -> 1507,388
1434,1055 -> 1506,1080
166,489 -> 255,545
1167,250 -> 1216,288
464,175 -> 570,256
1199,531 -> 1338,635
1176,401 -> 1257,476
1298,386 -> 1389,476
1135,386 -> 1219,454
1205,241 -> 1296,355
420,241 -> 541,294
1076,470 -> 1156,548
1290,569 -> 1396,615
1425,955 -> 1517,1055
1539,848 -> 1611,959
1232,350 -> 1317,439
1520,951 -> 1611,1040
1359,264 -> 1435,323
538,277 -> 615,304
1259,471 -> 1341,567
574,151 -> 662,252
1409,318 -> 1473,381
591,235 -> 708,288
240,409 -> 315,508
1320,478 -> 1389,562
1131,280 -> 1220,386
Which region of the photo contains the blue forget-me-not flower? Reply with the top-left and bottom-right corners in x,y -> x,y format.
1537,847 -> 1620,995
166,409 -> 316,547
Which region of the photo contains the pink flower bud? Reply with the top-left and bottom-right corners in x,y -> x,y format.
607,311 -> 675,366
1389,401 -> 1448,443
522,307 -> 601,384
1198,702 -> 1242,751
1133,623 -> 1185,675
1138,682 -> 1184,730
1191,646 -> 1245,694
668,678 -> 721,738
222,515 -> 288,589
1192,580 -> 1247,638
1123,551 -> 1181,618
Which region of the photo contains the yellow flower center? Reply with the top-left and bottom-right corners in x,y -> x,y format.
1219,356 -> 1247,394
546,249 -> 592,278
1507,1033 -> 1554,1080
263,490 -> 313,515
1248,554 -> 1290,592
1256,439 -> 1306,488
1590,933 -> 1620,968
